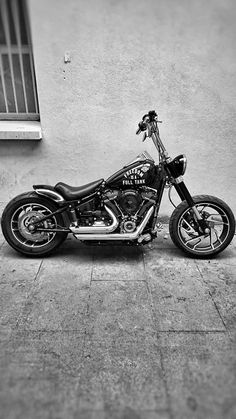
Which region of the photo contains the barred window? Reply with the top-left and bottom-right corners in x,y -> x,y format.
0,0 -> 39,120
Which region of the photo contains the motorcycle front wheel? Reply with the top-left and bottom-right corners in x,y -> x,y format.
169,195 -> 235,257
1,193 -> 68,257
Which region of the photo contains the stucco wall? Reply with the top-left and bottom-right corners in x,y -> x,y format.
0,0 -> 236,217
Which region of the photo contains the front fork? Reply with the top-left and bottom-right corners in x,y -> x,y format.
174,181 -> 209,233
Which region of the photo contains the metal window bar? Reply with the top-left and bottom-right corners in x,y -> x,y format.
11,0 -> 28,113
1,0 -> 19,113
0,0 -> 39,120
23,0 -> 39,114
0,52 -> 8,112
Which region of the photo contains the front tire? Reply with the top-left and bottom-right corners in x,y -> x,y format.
1,193 -> 68,257
169,195 -> 235,257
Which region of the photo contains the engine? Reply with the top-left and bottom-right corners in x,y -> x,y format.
117,190 -> 142,215
116,190 -> 143,233
76,188 -> 157,233
77,196 -> 112,227
103,188 -> 157,233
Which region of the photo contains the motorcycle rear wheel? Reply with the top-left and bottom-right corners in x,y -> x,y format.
169,195 -> 235,258
1,194 -> 68,257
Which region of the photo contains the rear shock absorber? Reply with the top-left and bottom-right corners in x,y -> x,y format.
68,204 -> 78,225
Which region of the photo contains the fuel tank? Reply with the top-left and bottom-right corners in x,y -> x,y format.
106,151 -> 158,189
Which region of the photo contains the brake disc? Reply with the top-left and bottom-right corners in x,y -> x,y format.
18,211 -> 49,242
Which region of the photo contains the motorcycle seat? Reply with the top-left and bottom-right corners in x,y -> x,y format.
54,179 -> 104,200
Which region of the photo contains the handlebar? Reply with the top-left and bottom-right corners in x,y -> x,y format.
136,110 -> 168,158
136,121 -> 147,135
136,110 -> 162,135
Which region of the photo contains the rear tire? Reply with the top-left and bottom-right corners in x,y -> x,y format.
1,194 -> 68,257
169,195 -> 235,258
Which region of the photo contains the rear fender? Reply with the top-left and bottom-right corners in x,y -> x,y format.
1,190 -> 70,228
33,185 -> 65,204
32,187 -> 70,228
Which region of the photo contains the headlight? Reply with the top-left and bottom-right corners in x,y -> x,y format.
171,154 -> 187,177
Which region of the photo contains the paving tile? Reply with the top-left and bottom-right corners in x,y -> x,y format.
0,250 -> 42,337
18,253 -> 92,332
0,281 -> 34,337
0,375 -> 78,419
0,244 -> 42,284
0,201 -> 6,216
77,334 -> 167,412
209,236 -> 236,265
143,251 -> 225,331
0,331 -> 82,419
145,224 -> 176,250
0,220 -> 235,419
85,281 -> 155,339
74,409 -> 169,419
195,257 -> 236,333
0,331 -> 84,382
0,235 -> 5,249
92,245 -> 145,281
160,332 -> 236,419
0,327 -> 12,349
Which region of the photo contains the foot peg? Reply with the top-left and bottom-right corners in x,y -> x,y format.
138,233 -> 152,244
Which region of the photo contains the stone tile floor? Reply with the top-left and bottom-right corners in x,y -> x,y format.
0,226 -> 235,419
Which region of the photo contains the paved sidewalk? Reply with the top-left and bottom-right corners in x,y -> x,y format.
0,226 -> 236,419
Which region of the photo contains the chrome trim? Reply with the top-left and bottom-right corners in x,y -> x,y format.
70,205 -> 119,234
181,154 -> 187,175
175,176 -> 183,184
35,188 -> 65,203
71,206 -> 154,241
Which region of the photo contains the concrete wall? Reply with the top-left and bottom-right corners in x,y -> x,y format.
0,0 -> 236,216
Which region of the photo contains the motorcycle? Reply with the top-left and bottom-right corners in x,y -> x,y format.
1,110 -> 235,257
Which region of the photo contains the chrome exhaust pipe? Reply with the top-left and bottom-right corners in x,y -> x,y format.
72,206 -> 154,241
70,205 -> 119,234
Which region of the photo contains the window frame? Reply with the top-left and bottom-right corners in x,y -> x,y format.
0,0 -> 39,121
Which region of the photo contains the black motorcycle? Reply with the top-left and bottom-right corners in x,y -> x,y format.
1,110 -> 235,257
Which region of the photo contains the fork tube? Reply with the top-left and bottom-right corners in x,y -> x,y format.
151,178 -> 166,230
174,182 -> 202,220
152,131 -> 169,158
174,181 -> 195,206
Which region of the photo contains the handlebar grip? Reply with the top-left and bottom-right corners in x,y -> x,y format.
136,121 -> 147,135
148,110 -> 157,121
